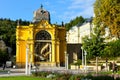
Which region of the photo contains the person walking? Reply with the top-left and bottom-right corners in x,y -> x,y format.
112,62 -> 117,73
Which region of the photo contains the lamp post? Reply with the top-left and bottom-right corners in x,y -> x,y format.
81,47 -> 84,68
65,51 -> 69,69
66,54 -> 69,70
28,52 -> 32,75
84,51 -> 87,73
25,44 -> 29,75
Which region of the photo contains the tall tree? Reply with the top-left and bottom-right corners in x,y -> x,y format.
94,0 -> 120,39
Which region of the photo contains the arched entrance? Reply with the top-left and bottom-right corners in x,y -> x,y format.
34,30 -> 52,63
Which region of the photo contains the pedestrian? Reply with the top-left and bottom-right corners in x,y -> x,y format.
3,63 -> 6,70
109,62 -> 112,71
112,62 -> 117,73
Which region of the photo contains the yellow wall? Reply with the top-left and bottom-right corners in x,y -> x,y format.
16,20 -> 66,67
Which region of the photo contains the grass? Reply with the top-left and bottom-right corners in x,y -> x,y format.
0,70 -> 9,72
0,76 -> 51,80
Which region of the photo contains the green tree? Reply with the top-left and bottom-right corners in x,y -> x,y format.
0,50 -> 9,64
0,18 -> 30,55
82,26 -> 105,73
94,0 -> 120,39
82,27 -> 105,59
104,39 -> 120,58
65,16 -> 85,31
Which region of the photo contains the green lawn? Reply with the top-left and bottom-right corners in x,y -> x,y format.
0,76 -> 51,80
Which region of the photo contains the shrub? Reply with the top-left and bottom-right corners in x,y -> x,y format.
69,74 -> 83,80
32,71 -> 52,77
92,76 -> 114,80
53,73 -> 72,80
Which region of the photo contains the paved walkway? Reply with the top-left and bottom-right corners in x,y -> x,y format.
0,67 -> 120,79
0,67 -> 83,77
0,68 -> 26,77
0,73 -> 25,77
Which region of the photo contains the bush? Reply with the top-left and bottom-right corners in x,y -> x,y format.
69,74 -> 83,80
32,71 -> 52,77
32,71 -> 120,80
54,73 -> 72,80
92,76 -> 114,80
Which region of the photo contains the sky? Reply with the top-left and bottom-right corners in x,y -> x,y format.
0,0 -> 95,24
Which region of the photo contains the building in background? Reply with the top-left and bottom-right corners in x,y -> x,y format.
67,18 -> 93,44
66,18 -> 93,64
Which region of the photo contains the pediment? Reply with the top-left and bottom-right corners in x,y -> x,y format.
36,20 -> 53,28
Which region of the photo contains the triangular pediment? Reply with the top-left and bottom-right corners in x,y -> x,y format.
36,20 -> 53,28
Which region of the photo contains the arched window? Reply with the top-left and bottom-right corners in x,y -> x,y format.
35,30 -> 51,40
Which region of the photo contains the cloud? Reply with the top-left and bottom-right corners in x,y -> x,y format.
69,0 -> 95,10
59,0 -> 95,23
43,0 -> 95,23
77,6 -> 94,18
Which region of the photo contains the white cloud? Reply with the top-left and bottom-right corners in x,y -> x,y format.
43,0 -> 95,23
76,6 -> 94,18
60,0 -> 95,22
69,0 -> 95,10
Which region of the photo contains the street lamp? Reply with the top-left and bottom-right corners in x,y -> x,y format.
84,51 -> 87,73
65,51 -> 69,69
28,52 -> 32,75
81,47 -> 84,68
26,43 -> 32,75
25,44 -> 29,75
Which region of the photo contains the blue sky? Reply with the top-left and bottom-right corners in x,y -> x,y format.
0,0 -> 95,24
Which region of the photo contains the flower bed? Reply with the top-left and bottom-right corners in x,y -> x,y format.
32,71 -> 120,80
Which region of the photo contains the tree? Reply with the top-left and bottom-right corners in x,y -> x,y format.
0,50 -> 9,65
104,39 -> 120,58
0,18 -> 30,55
82,27 -> 105,59
94,0 -> 120,39
82,26 -> 105,73
65,16 -> 85,31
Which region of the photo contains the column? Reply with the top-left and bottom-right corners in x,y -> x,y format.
51,40 -> 55,63
56,41 -> 60,66
16,43 -> 20,62
49,43 -> 52,62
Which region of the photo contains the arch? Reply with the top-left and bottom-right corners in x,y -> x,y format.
34,30 -> 52,62
35,30 -> 51,40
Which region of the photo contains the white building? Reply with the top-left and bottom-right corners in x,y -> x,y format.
66,18 -> 117,44
67,19 -> 93,43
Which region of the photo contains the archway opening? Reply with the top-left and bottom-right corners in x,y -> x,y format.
34,30 -> 52,63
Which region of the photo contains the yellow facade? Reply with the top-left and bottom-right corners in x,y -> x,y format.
16,20 -> 66,67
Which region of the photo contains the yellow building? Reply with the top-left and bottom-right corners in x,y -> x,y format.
16,6 -> 66,67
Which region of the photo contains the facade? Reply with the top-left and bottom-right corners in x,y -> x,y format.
16,6 -> 66,67
67,44 -> 82,64
66,19 -> 93,64
67,19 -> 93,44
